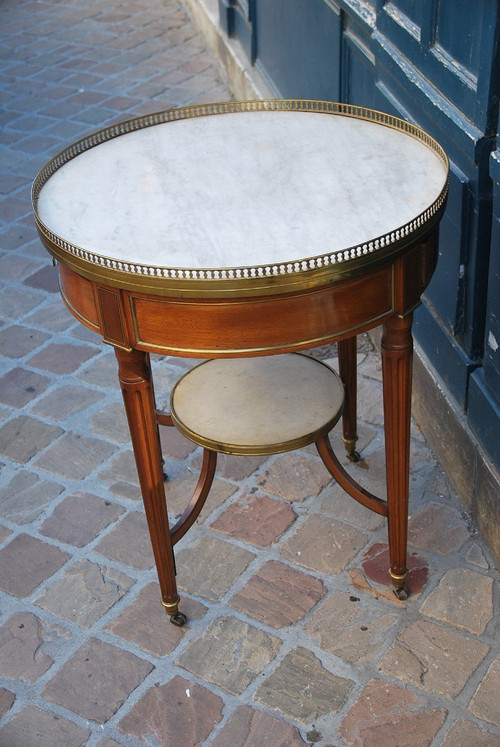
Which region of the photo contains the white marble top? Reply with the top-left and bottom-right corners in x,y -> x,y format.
37,108 -> 448,271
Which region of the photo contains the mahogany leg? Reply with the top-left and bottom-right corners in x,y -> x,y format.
115,348 -> 186,626
381,314 -> 413,599
338,336 -> 360,462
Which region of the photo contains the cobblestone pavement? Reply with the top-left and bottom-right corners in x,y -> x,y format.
1,1 -> 499,745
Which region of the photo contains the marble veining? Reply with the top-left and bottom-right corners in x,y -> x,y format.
37,110 -> 448,270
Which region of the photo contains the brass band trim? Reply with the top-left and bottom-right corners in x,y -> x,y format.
32,99 -> 449,298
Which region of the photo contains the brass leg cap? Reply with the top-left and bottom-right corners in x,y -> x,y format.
390,570 -> 409,600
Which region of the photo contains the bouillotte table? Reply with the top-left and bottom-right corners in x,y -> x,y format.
32,100 -> 449,626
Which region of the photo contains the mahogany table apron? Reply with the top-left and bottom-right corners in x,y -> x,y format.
32,100 -> 449,625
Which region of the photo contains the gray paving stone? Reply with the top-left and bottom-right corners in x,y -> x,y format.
30,384 -> 103,420
0,369 -> 51,408
39,492 -> 125,546
255,646 -> 353,723
34,431 -> 116,479
0,470 -> 63,524
420,568 -> 494,634
304,590 -> 398,664
257,451 -> 331,501
176,615 -> 281,695
379,619 -> 490,698
0,324 -> 49,358
35,558 -> 134,628
468,655 -> 500,727
176,535 -> 255,601
281,514 -> 367,575
94,511 -> 154,570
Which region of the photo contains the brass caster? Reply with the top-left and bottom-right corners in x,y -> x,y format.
347,450 -> 361,463
393,586 -> 409,601
170,611 -> 187,627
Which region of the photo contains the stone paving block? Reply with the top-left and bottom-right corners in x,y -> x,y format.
0,286 -> 44,319
176,615 -> 281,695
197,451 -> 268,481
24,264 -> 59,292
210,492 -> 296,547
35,558 -> 134,628
442,718 -> 500,746
361,542 -> 429,595
39,491 -> 124,546
0,612 -> 55,682
106,581 -> 207,655
165,469 -> 236,524
0,470 -> 63,524
43,637 -> 153,724
255,646 -> 353,723
408,502 -> 470,554
0,368 -> 51,408
420,568 -> 494,634
379,619 -> 490,698
0,688 -> 15,718
229,559 -> 325,627
466,542 -> 490,569
76,350 -> 120,388
159,423 -> 197,459
0,705 -> 90,747
118,675 -> 224,746
24,299 -> 75,332
34,431 -> 116,479
321,480 -> 385,530
0,324 -> 49,357
91,402 -> 130,443
95,511 -> 154,570
176,535 -> 256,601
281,514 -> 367,575
257,452 -> 331,501
0,534 -> 70,597
98,450 -> 139,488
468,655 -> 500,727
27,341 -> 98,374
211,705 -> 307,747
0,524 -> 12,544
338,678 -> 446,746
304,590 -> 398,664
31,383 -> 103,420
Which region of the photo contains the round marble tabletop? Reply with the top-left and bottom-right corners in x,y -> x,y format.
33,100 -> 448,294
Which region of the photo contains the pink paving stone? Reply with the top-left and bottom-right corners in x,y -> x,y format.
43,637 -> 153,724
339,678 -> 446,746
229,559 -> 325,627
23,264 -> 59,292
165,469 -> 236,525
408,502 -> 470,553
0,688 -> 15,718
0,612 -> 65,682
361,542 -> 429,594
468,655 -> 500,726
211,705 -> 307,746
95,511 -> 154,570
27,342 -> 98,374
210,492 -> 296,547
0,534 -> 70,597
39,492 -> 125,546
0,705 -> 90,747
119,675 -> 224,745
106,582 -> 207,655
